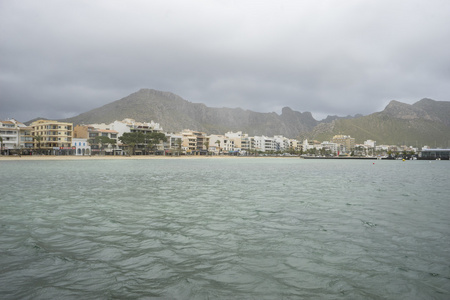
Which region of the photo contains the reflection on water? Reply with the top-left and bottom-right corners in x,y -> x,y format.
1,158 -> 449,299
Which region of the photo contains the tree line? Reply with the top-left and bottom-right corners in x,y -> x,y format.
118,131 -> 167,155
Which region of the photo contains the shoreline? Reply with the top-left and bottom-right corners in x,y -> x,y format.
0,155 -> 295,161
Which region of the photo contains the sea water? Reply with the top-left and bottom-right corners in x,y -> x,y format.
0,158 -> 449,299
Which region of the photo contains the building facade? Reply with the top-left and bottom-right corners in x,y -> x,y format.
181,129 -> 207,155
331,135 -> 355,153
1,119 -> 37,155
31,120 -> 74,155
0,119 -> 22,155
72,138 -> 91,156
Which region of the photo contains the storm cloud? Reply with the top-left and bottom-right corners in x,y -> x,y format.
1,0 -> 449,122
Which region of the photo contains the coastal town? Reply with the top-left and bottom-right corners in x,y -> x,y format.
0,118 -> 448,160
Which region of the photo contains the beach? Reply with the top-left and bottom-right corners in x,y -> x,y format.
0,154 -> 261,161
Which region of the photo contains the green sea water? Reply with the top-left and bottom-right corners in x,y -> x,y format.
1,158 -> 449,299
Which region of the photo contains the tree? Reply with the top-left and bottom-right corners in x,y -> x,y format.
95,136 -> 116,155
215,140 -> 221,155
402,150 -> 408,159
176,138 -> 182,156
0,136 -> 3,155
33,135 -> 43,154
119,132 -> 145,155
204,140 -> 209,155
144,132 -> 167,154
110,139 -> 117,155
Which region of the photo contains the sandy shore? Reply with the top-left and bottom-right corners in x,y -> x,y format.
0,155 -> 260,161
0,155 -> 300,161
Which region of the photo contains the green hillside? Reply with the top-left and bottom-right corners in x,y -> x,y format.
314,111 -> 450,148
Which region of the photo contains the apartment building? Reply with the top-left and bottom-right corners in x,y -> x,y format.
89,118 -> 163,137
331,135 -> 355,153
165,133 -> 183,155
364,140 -> 377,148
0,119 -> 24,154
273,135 -> 291,152
74,125 -> 119,155
92,129 -> 119,155
86,119 -> 164,154
19,126 -> 34,154
320,141 -> 339,154
288,139 -> 302,153
208,134 -> 226,154
225,131 -> 250,154
181,129 -> 207,155
240,135 -> 252,152
254,136 -> 277,152
30,120 -> 73,154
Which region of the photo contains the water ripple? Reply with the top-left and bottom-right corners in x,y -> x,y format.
1,159 -> 449,299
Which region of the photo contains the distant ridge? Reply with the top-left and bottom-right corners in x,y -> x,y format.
63,89 -> 321,138
310,98 -> 450,147
61,88 -> 450,146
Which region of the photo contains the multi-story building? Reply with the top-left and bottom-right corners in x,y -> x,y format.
320,141 -> 339,154
206,134 -> 225,154
0,119 -> 36,155
240,135 -> 252,153
224,131 -> 242,150
181,129 -> 207,155
331,135 -> 355,153
0,119 -> 23,155
302,139 -> 322,152
288,139 -> 302,153
19,126 -> 34,154
364,140 -> 377,148
88,118 -> 163,137
165,133 -> 183,155
31,120 -> 73,155
93,129 -> 119,155
273,135 -> 290,152
91,129 -> 119,155
74,125 -> 120,155
86,119 -> 164,155
254,136 -> 277,152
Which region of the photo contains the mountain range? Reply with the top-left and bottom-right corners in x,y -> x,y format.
61,89 -> 450,147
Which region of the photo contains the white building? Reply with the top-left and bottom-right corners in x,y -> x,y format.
166,133 -> 183,155
89,118 -> 163,138
364,140 -> 377,148
0,119 -> 31,155
302,139 -> 322,151
72,138 -> 91,156
208,134 -> 227,154
320,141 -> 339,154
273,135 -> 290,152
254,136 -> 276,152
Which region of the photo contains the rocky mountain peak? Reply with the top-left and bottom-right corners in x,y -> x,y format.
382,100 -> 437,121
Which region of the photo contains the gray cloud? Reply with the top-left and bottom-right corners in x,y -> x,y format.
1,0 -> 449,122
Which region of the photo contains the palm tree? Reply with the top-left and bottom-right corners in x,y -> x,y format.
176,138 -> 182,156
215,140 -> 221,155
204,140 -> 209,155
33,135 -> 43,155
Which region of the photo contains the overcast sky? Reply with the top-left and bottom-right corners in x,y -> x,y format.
1,0 -> 449,122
